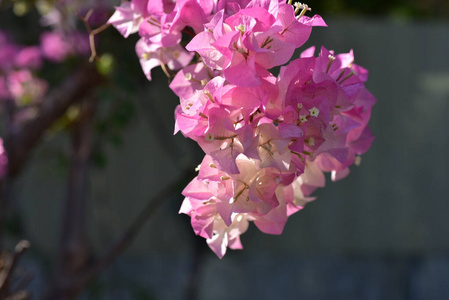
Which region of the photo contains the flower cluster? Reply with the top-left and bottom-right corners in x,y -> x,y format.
0,28 -> 89,180
110,0 -> 376,258
0,30 -> 88,105
0,31 -> 47,104
0,138 -> 7,179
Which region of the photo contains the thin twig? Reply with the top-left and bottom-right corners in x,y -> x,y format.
83,9 -> 94,23
10,270 -> 33,294
5,63 -> 105,177
91,23 -> 111,36
0,241 -> 30,296
83,168 -> 196,282
78,10 -> 112,62
5,290 -> 30,300
41,168 -> 196,299
160,61 -> 173,79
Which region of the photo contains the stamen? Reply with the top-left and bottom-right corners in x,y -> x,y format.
260,144 -> 274,155
326,55 -> 336,74
235,24 -> 245,35
233,41 -> 249,58
355,155 -> 362,166
291,150 -> 305,162
185,73 -> 204,85
339,69 -> 356,84
234,185 -> 248,201
336,69 -> 346,81
233,118 -> 244,128
294,3 -> 311,18
261,36 -> 274,48
293,2 -> 302,14
209,163 -> 217,168
215,135 -> 237,141
147,17 -> 161,27
306,137 -> 315,146
332,123 -> 339,131
205,132 -> 215,142
220,176 -> 231,181
309,107 -> 319,117
233,41 -> 239,51
203,90 -> 215,103
234,118 -> 244,125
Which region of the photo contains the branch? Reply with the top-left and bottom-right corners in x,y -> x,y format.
0,240 -> 30,298
5,63 -> 105,177
43,99 -> 97,300
82,167 -> 196,284
41,167 -> 196,299
78,9 -> 112,62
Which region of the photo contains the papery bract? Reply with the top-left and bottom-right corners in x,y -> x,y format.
108,1 -> 145,38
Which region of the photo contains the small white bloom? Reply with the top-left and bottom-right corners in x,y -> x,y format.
205,133 -> 215,142
309,107 -> 319,117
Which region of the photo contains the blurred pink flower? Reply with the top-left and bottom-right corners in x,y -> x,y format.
15,46 -> 43,70
7,70 -> 48,105
40,31 -> 88,62
40,31 -> 71,62
0,139 -> 8,179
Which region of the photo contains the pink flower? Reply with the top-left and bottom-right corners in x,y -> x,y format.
0,139 -> 8,179
136,38 -> 194,80
139,0 -> 209,48
0,77 -> 11,101
15,46 -> 43,70
206,214 -> 249,258
40,30 -> 89,62
108,1 -> 146,38
187,0 -> 325,86
40,31 -> 71,62
7,70 -> 48,105
0,44 -> 19,71
169,63 -> 216,99
109,0 -> 377,257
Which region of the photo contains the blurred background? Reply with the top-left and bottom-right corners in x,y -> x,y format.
1,0 -> 449,299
